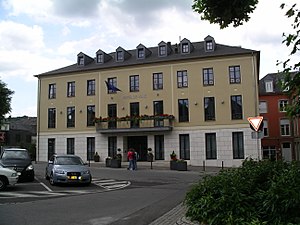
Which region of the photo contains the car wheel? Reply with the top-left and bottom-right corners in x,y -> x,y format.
0,177 -> 7,191
49,173 -> 56,186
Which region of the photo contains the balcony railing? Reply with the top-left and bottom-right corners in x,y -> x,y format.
95,117 -> 174,134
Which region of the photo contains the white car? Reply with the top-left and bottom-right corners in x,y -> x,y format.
0,165 -> 19,191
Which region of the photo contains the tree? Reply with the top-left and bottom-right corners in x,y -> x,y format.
192,0 -> 300,118
0,80 -> 14,125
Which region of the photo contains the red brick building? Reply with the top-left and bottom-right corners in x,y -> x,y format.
259,72 -> 300,161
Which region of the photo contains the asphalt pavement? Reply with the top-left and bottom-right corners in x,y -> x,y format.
88,160 -> 221,225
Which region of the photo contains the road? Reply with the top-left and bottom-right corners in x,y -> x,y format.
0,162 -> 206,225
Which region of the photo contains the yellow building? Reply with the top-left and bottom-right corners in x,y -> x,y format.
35,35 -> 260,167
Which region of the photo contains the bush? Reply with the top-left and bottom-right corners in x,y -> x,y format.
184,159 -> 300,225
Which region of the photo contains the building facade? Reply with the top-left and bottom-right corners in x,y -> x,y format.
35,36 -> 260,167
259,72 -> 300,161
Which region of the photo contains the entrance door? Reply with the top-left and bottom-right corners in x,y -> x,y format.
127,136 -> 147,161
282,142 -> 292,162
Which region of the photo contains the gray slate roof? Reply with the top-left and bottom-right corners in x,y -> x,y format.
35,40 -> 259,77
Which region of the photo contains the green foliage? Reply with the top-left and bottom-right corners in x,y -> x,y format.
0,80 -> 14,125
192,0 -> 258,28
185,159 -> 300,225
278,3 -> 300,118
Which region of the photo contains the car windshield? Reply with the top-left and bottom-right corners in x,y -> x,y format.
1,150 -> 29,160
55,157 -> 83,165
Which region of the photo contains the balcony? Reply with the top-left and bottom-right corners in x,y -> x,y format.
95,115 -> 175,134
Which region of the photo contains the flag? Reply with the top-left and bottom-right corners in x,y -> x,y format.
105,81 -> 122,92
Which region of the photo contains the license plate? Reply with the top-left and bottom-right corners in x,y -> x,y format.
68,176 -> 77,180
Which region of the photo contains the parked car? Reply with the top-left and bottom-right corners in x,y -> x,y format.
0,165 -> 19,191
45,154 -> 92,186
0,148 -> 34,182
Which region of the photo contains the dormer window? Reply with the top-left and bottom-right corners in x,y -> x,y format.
96,49 -> 112,64
77,52 -> 93,66
206,40 -> 213,51
265,81 -> 273,92
78,56 -> 84,65
96,53 -> 103,63
159,45 -> 166,56
137,48 -> 144,59
204,35 -> 216,52
180,38 -> 193,54
117,51 -> 123,61
182,43 -> 189,53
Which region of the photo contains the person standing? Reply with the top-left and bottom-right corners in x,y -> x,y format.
127,148 -> 134,170
133,149 -> 139,170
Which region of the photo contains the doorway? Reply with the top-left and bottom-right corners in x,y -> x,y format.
127,136 -> 147,161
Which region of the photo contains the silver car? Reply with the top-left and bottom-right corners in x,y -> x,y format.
45,155 -> 92,186
0,165 -> 19,191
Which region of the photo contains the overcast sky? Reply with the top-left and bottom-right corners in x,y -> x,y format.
0,0 -> 299,117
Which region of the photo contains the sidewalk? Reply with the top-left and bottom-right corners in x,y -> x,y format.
90,160 -> 221,225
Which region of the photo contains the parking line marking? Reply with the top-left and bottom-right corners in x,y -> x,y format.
35,177 -> 53,192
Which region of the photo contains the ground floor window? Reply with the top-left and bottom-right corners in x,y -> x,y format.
108,136 -> 117,157
205,133 -> 217,159
262,146 -> 276,160
67,138 -> 75,154
48,138 -> 55,160
179,134 -> 190,160
232,132 -> 244,159
154,135 -> 164,160
87,137 -> 95,161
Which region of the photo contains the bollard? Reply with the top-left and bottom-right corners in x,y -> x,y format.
222,161 -> 224,169
203,160 -> 206,171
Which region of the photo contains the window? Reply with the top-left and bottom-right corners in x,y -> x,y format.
262,146 -> 276,160
108,104 -> 117,129
204,97 -> 215,121
78,56 -> 84,65
137,48 -> 144,59
206,133 -> 217,159
67,81 -> 75,97
107,77 -> 118,94
48,108 -> 56,128
153,72 -> 163,90
178,99 -> 189,122
87,105 -> 95,126
279,100 -> 288,112
48,83 -> 56,99
259,101 -> 267,113
67,106 -> 75,128
108,136 -> 117,158
206,40 -> 213,51
177,70 -> 188,88
280,119 -> 290,136
67,138 -> 75,155
159,45 -> 166,56
263,120 -> 268,136
87,137 -> 95,161
231,95 -> 243,119
203,68 -> 214,86
48,138 -> 55,160
130,102 -> 139,128
96,53 -> 103,63
154,101 -> 164,127
87,79 -> 95,96
181,43 -> 189,53
130,75 -> 139,92
229,66 -> 241,84
232,132 -> 244,159
265,81 -> 273,92
155,135 -> 164,160
179,134 -> 190,160
116,51 -> 123,61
